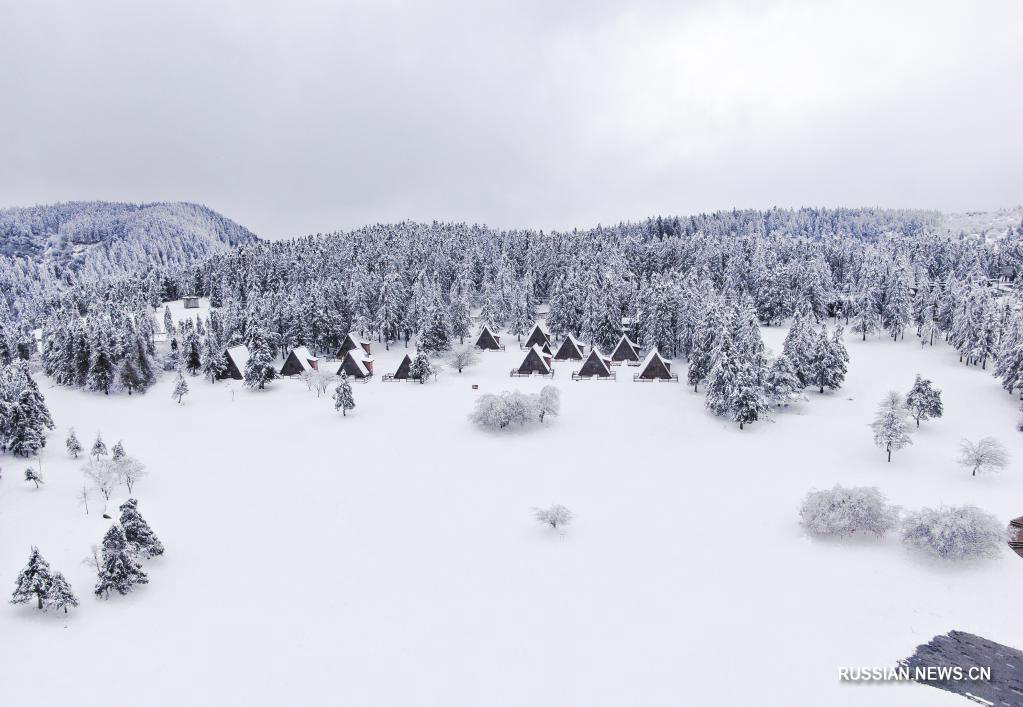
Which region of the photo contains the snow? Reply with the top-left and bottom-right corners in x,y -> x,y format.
225,344 -> 250,375
1,327 -> 1021,706
155,297 -> 211,339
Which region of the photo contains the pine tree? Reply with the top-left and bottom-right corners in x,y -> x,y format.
871,391 -> 913,462
782,310 -> 814,386
10,547 -> 54,610
334,372 -> 355,416
200,333 -> 225,382
764,354 -> 803,407
94,525 -> 149,598
112,440 -> 126,461
87,326 -> 116,395
806,326 -> 848,394
66,428 -> 83,458
850,292 -> 879,341
116,355 -> 143,395
163,305 -> 175,337
243,327 -> 276,390
91,433 -> 108,460
704,328 -> 738,417
119,499 -> 165,559
448,287 -> 471,345
46,572 -> 79,614
183,329 -> 202,375
419,302 -> 451,354
731,361 -> 769,430
173,374 -> 190,404
409,349 -> 432,383
688,304 -> 722,392
508,283 -> 531,342
905,375 -> 943,427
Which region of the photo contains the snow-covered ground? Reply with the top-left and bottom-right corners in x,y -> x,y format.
1,326 -> 1021,706
154,297 -> 211,339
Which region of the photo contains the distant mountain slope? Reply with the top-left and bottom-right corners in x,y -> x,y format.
0,201 -> 258,275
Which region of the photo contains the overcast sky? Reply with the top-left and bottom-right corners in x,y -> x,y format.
1,0 -> 1021,239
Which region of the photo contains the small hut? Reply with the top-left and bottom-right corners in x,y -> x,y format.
554,334 -> 586,361
633,349 -> 677,381
182,295 -> 200,309
218,345 -> 250,380
511,344 -> 553,377
522,322 -> 551,350
610,334 -> 641,365
337,332 -> 372,358
336,348 -> 374,380
382,353 -> 417,382
573,347 -> 614,380
474,325 -> 504,351
280,346 -> 318,376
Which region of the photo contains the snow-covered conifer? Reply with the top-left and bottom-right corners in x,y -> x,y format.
904,375 -> 943,427
46,572 -> 79,614
333,372 -> 355,416
870,391 -> 913,462
10,547 -> 54,610
94,525 -> 149,598
119,498 -> 165,559
243,327 -> 276,390
66,428 -> 83,458
764,355 -> 803,407
91,433 -> 108,460
112,440 -> 126,461
173,374 -> 190,404
409,349 -> 433,383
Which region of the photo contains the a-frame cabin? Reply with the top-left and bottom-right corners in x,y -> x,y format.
573,347 -> 614,380
218,345 -> 250,380
336,348 -> 374,379
280,346 -> 318,376
474,325 -> 504,350
383,353 -> 417,382
634,349 -> 676,381
337,332 -> 372,358
553,333 -> 586,361
523,323 -> 551,350
511,344 -> 553,377
609,334 -> 641,364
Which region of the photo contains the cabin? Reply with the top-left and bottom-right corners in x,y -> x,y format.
573,348 -> 615,380
182,295 -> 200,309
998,265 -> 1018,282
218,345 -> 250,380
522,322 -> 551,350
337,332 -> 372,358
633,349 -> 677,382
335,348 -> 374,380
474,325 -> 505,351
511,344 -> 554,378
382,353 -> 418,382
1010,516 -> 1023,559
554,334 -> 586,361
609,334 -> 641,365
280,346 -> 318,376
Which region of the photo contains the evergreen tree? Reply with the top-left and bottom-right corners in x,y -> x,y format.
448,287 -> 471,345
111,440 -> 126,461
806,326 -> 848,394
850,292 -> 879,341
46,572 -> 79,614
87,326 -> 116,395
66,428 -> 83,458
116,354 -> 143,395
173,374 -> 190,404
163,305 -> 175,337
905,375 -> 943,427
871,391 -> 913,462
782,310 -> 814,386
183,329 -> 202,375
243,327 -> 276,390
409,349 -> 432,383
419,302 -> 451,354
333,372 -> 355,416
200,333 -> 225,382
91,433 -> 108,460
119,499 -> 165,559
764,355 -> 803,407
10,547 -> 54,610
688,304 -> 722,392
731,362 -> 769,430
94,525 -> 149,598
704,328 -> 738,417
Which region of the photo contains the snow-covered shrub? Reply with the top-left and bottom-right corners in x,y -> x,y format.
469,389 -> 550,429
799,485 -> 899,537
538,385 -> 560,422
956,437 -> 1009,477
535,504 -> 573,529
899,505 -> 1006,560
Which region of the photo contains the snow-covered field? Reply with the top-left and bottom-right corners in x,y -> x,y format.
1,326 -> 1021,706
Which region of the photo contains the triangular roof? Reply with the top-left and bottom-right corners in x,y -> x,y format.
339,332 -> 371,356
517,344 -> 552,374
337,348 -> 371,377
226,345 -> 250,375
475,324 -> 502,349
637,349 -> 673,379
393,353 -> 413,379
610,334 -> 640,361
524,322 -> 551,349
553,334 -> 585,360
577,347 -> 612,377
280,346 -> 318,375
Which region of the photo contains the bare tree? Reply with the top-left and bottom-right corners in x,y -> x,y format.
447,346 -> 479,374
24,468 -> 43,489
115,457 -> 148,494
83,459 -> 118,510
77,484 -> 90,515
312,371 -> 333,398
81,544 -> 101,573
538,385 -> 560,422
534,504 -> 573,529
957,437 -> 1010,477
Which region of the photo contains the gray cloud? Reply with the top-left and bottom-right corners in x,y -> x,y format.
1,0 -> 1020,238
